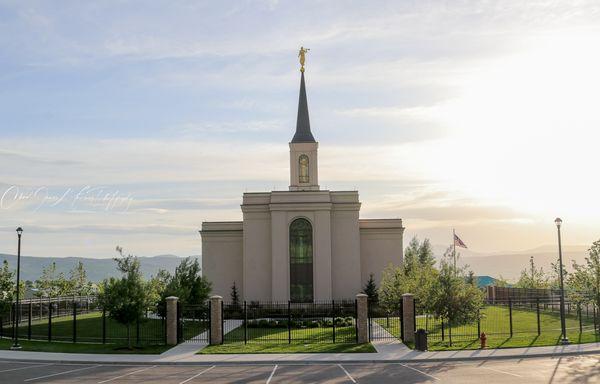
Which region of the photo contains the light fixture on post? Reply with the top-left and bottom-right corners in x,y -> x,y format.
11,227 -> 23,350
554,218 -> 569,345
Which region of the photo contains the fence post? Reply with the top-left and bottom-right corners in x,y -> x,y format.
355,299 -> 359,343
165,296 -> 179,346
0,316 -> 3,338
402,293 -> 415,343
102,308 -> 106,344
332,300 -> 336,344
209,295 -> 223,345
28,302 -> 32,340
441,319 -> 445,341
399,300 -> 404,340
243,301 -> 247,345
48,301 -> 52,342
579,304 -> 583,334
536,298 -> 541,336
136,317 -> 140,346
477,309 -> 481,337
288,301 -> 292,344
509,299 -> 513,337
73,300 -> 77,343
356,294 -> 368,343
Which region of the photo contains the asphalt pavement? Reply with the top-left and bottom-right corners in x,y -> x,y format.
1,354 -> 599,383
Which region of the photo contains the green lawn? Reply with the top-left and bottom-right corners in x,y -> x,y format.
199,326 -> 375,354
0,338 -> 171,354
2,311 -> 165,345
377,304 -> 599,351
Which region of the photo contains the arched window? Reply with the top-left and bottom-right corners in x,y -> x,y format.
289,218 -> 313,302
299,155 -> 309,183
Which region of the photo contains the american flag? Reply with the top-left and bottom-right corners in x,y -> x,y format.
454,233 -> 468,248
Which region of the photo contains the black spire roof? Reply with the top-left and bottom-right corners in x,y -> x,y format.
291,71 -> 316,143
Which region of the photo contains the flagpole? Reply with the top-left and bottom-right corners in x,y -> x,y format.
453,228 -> 456,271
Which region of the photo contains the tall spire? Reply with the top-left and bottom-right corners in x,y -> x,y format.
291,71 -> 316,143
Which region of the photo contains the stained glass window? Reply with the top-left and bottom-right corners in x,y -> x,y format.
289,218 -> 313,302
299,155 -> 309,183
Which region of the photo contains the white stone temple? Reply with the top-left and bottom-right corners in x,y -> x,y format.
200,67 -> 404,302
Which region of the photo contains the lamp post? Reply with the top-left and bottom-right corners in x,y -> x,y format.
11,227 -> 23,350
554,218 -> 569,345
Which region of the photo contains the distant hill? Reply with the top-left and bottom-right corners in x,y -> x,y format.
0,254 -> 200,282
456,246 -> 588,282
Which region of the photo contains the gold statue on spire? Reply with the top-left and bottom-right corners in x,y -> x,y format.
298,46 -> 310,72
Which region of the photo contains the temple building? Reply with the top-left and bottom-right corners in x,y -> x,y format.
200,60 -> 404,302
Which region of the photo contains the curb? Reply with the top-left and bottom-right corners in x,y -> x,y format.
1,347 -> 599,366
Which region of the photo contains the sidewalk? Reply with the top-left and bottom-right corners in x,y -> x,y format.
1,340 -> 600,365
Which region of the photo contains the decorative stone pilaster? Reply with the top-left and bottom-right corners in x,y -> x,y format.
402,293 -> 415,343
165,296 -> 179,345
210,295 -> 223,345
356,293 -> 368,344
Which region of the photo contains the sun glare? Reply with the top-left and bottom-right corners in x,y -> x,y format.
420,31 -> 600,222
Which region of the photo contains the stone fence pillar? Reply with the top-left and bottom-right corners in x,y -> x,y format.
165,296 -> 179,345
210,295 -> 223,345
356,293 -> 368,344
402,293 -> 415,343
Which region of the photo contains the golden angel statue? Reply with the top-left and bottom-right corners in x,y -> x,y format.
298,46 -> 310,72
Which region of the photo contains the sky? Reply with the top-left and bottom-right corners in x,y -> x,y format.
0,0 -> 599,259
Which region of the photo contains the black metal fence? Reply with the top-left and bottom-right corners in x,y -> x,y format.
413,298 -> 599,345
220,300 -> 358,344
178,302 -> 210,343
0,295 -> 166,345
368,300 -> 403,341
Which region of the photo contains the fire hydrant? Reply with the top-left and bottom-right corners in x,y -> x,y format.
480,332 -> 487,349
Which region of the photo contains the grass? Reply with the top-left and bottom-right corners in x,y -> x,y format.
199,326 -> 375,354
2,311 -> 166,345
376,304 -> 600,351
0,337 -> 171,354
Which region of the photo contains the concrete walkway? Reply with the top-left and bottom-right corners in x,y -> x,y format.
1,340 -> 600,365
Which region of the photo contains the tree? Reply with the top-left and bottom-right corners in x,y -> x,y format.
147,269 -> 171,308
68,261 -> 94,296
403,237 -> 420,275
466,270 -> 476,286
98,246 -> 151,349
161,258 -> 211,309
429,249 -> 483,345
0,261 -> 16,317
230,281 -> 240,309
34,262 -> 70,297
418,238 -> 436,268
362,273 -> 378,302
516,257 -> 549,289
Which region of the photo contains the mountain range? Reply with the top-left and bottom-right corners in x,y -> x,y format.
0,253 -> 199,282
0,244 -> 590,283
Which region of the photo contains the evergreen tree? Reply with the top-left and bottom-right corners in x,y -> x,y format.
403,236 -> 420,275
418,238 -> 436,268
230,281 -> 241,309
362,273 -> 378,302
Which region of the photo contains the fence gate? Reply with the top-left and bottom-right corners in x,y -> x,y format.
178,303 -> 210,343
368,300 -> 403,341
